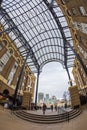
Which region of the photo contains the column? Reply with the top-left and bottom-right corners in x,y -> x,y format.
69,86 -> 80,108
24,75 -> 30,91
35,70 -> 40,106
31,77 -> 36,100
19,71 -> 25,90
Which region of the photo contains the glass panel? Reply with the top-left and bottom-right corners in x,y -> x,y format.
1,0 -> 74,71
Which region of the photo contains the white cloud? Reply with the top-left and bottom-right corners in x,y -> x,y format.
37,62 -> 73,99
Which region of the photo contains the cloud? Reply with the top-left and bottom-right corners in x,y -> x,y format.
37,62 -> 73,98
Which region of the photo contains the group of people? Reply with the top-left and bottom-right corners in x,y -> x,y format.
42,103 -> 58,115
50,104 -> 57,111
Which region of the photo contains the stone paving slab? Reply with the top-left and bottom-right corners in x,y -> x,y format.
0,106 -> 87,130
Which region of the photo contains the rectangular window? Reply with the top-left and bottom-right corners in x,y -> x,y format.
7,62 -> 18,85
0,45 -> 2,50
74,22 -> 87,34
71,8 -> 78,15
0,51 -> 11,72
0,61 -> 4,72
82,23 -> 87,34
79,6 -> 87,16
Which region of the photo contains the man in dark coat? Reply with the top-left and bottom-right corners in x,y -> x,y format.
42,103 -> 47,115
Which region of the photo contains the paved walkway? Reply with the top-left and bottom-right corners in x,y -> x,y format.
0,105 -> 87,130
26,107 -> 71,115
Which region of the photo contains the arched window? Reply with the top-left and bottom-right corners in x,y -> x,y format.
16,58 -> 21,64
0,39 -> 8,50
8,48 -> 14,54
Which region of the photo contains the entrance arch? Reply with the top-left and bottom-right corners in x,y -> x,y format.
38,62 -> 71,99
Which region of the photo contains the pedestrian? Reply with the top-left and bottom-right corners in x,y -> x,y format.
50,104 -> 53,112
42,103 -> 47,115
55,104 -> 57,111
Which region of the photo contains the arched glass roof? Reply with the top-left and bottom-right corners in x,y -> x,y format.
0,0 -> 75,73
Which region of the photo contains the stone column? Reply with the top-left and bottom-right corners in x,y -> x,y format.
35,70 -> 40,106
24,75 -> 30,91
31,77 -> 36,100
69,86 -> 80,108
22,91 -> 32,110
19,71 -> 25,90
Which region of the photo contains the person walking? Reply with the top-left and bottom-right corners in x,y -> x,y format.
50,104 -> 53,112
42,103 -> 47,115
55,104 -> 57,111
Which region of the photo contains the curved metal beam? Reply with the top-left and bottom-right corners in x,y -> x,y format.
40,59 -> 64,70
43,0 -> 69,68
0,7 -> 40,72
43,0 -> 87,76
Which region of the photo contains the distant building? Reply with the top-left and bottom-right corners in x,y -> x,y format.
46,94 -> 49,100
38,92 -> 44,103
52,96 -> 56,100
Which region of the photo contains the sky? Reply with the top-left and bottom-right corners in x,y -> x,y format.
36,62 -> 74,99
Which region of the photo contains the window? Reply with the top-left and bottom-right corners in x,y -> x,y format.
0,44 -> 2,50
8,48 -> 14,54
83,73 -> 86,78
78,45 -> 87,59
22,82 -> 24,86
17,58 -> 20,64
0,51 -> 11,72
81,68 -> 83,72
2,40 -> 8,46
79,6 -> 87,16
0,61 -> 4,72
84,52 -> 87,59
74,22 -> 87,34
71,8 -> 78,15
82,23 -> 87,34
86,81 -> 87,85
76,22 -> 82,31
0,40 -> 7,50
77,23 -> 83,31
7,62 -> 18,85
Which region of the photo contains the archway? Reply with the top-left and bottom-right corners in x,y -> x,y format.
35,62 -> 74,104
